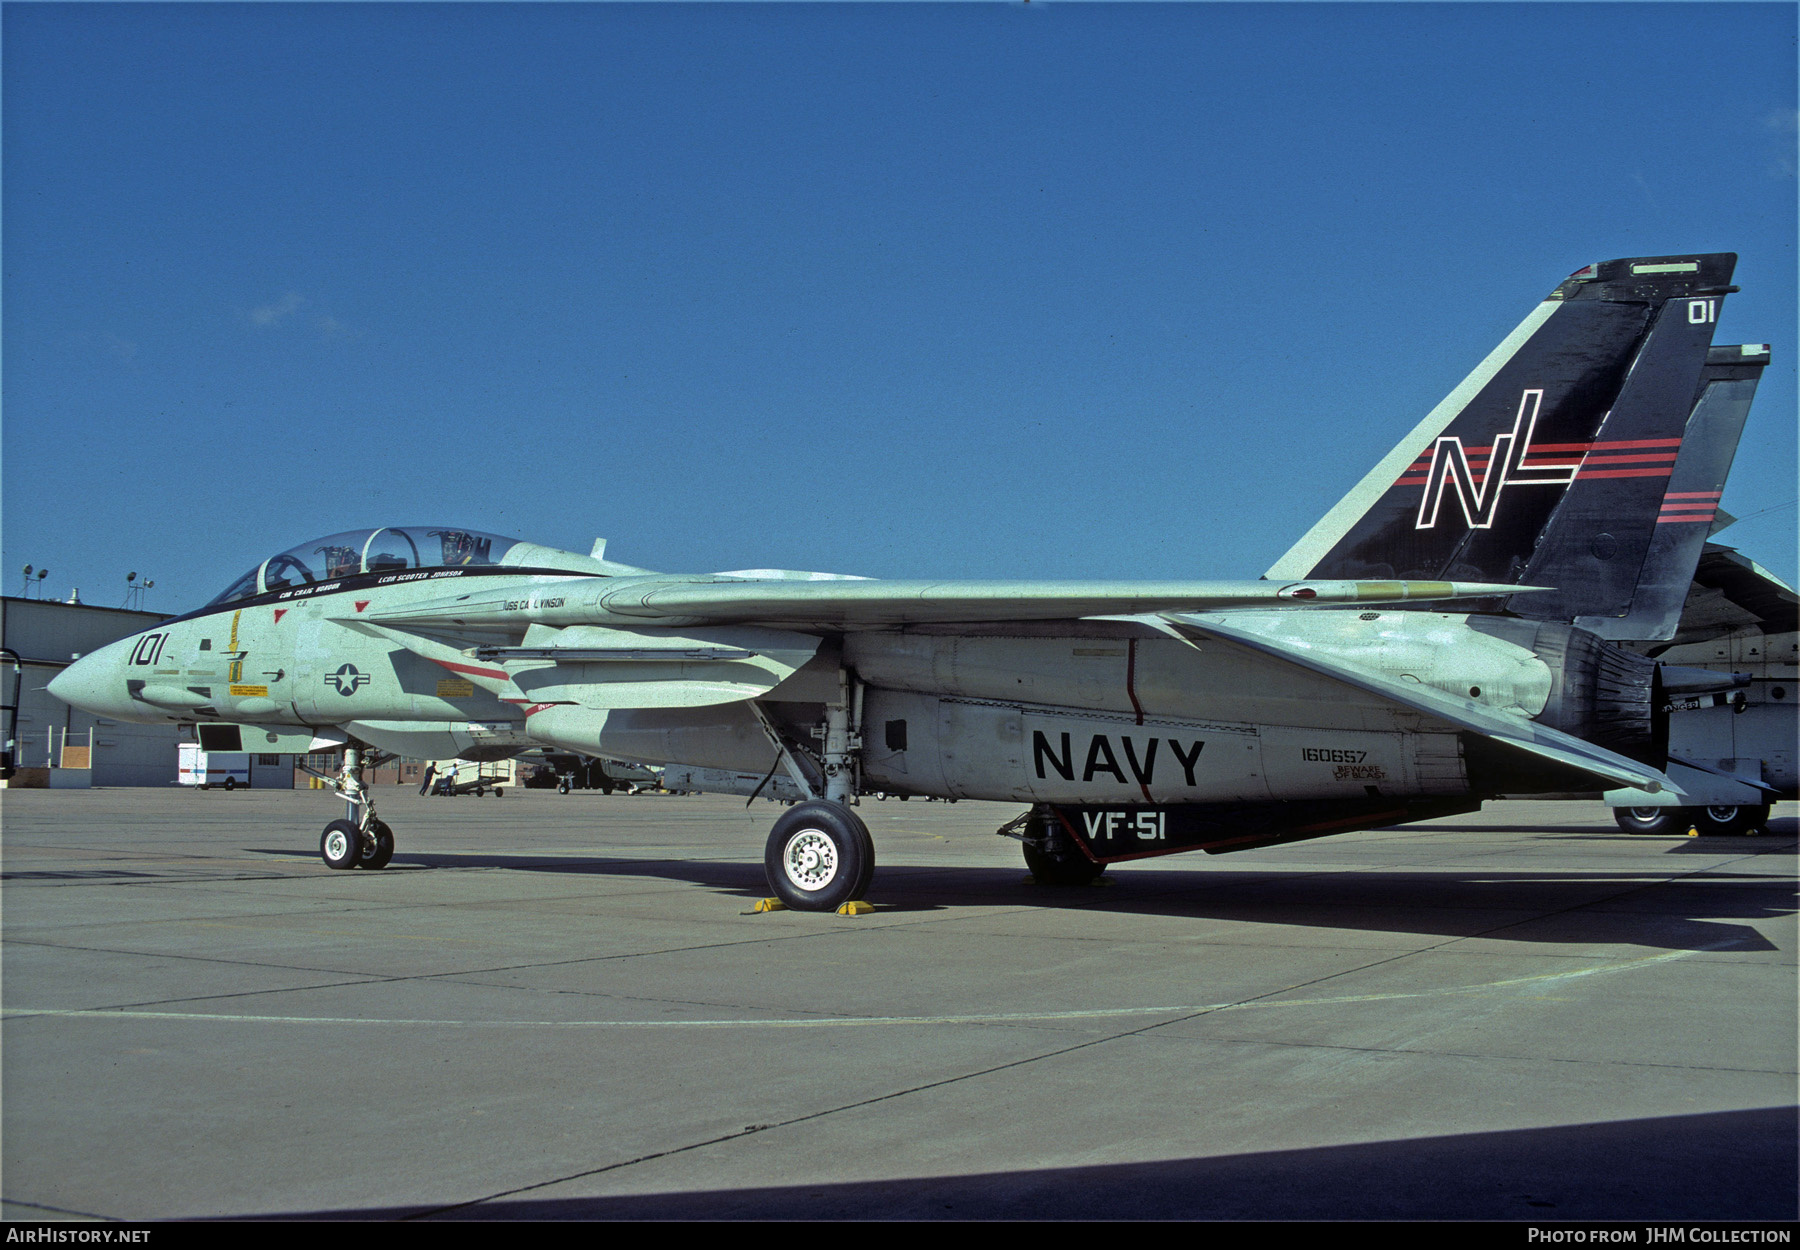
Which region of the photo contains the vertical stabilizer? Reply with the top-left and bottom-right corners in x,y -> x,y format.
1514,343 -> 1769,639
1268,254 -> 1737,597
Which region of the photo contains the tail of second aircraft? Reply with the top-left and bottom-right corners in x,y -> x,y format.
1266,254 -> 1760,639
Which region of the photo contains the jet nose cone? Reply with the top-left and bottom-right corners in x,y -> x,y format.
46,662 -> 79,705
48,651 -> 117,716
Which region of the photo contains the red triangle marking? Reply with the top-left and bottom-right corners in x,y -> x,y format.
273,609 -> 288,624
355,600 -> 370,613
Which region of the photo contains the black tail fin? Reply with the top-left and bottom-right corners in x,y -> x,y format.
1513,341 -> 1769,639
1269,254 -> 1738,605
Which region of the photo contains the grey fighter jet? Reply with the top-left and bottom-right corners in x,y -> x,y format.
50,254 -> 1776,910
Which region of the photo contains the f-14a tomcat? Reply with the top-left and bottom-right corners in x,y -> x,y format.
51,253 -> 1779,910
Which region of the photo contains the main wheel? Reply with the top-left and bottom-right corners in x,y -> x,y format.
223,777 -> 236,791
321,819 -> 363,870
764,801 -> 874,911
1613,806 -> 1694,835
558,781 -> 570,794
358,819 -> 395,870
1023,840 -> 1105,886
1690,804 -> 1771,836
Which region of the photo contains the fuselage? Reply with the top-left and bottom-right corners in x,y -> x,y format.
50,525 -> 1598,809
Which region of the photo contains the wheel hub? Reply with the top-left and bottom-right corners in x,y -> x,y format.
324,829 -> 351,860
782,829 -> 839,891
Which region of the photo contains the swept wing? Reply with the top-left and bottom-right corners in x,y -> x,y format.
363,577 -> 1536,630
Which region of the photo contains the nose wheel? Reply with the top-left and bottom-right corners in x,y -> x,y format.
316,743 -> 398,869
360,819 -> 396,869
320,816 -> 396,870
321,820 -> 362,869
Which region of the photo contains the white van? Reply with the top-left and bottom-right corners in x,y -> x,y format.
178,742 -> 250,790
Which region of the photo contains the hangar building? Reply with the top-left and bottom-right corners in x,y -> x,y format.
1,596 -> 183,786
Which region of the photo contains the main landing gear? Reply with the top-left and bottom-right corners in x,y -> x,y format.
764,801 -> 875,911
318,743 -> 397,870
1003,804 -> 1105,886
1613,804 -> 1772,836
753,672 -> 878,912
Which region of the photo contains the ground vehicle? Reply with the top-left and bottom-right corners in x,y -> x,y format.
419,761 -> 506,798
177,742 -> 248,790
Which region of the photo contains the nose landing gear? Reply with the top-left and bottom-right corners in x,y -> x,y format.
315,743 -> 397,870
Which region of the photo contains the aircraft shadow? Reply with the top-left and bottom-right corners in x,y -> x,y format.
240,845 -> 1797,953
251,1105 -> 1798,1221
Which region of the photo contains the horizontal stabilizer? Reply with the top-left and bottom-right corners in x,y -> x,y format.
1664,754 -> 1780,795
1658,665 -> 1751,697
1165,613 -> 1684,795
1605,759 -> 1775,808
1659,542 -> 1799,647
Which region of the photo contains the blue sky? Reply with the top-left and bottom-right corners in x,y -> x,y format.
4,3 -> 1794,610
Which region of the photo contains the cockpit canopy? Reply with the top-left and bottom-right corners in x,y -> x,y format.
207,527 -> 524,606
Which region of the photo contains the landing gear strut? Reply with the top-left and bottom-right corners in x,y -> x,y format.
754,671 -> 876,911
318,743 -> 396,870
1005,804 -> 1105,886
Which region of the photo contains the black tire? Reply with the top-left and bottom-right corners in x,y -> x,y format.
357,819 -> 395,870
223,777 -> 236,791
764,801 -> 875,912
1613,806 -> 1694,835
558,782 -> 570,795
1023,840 -> 1105,886
321,819 -> 363,870
848,807 -> 876,900
1690,804 -> 1772,836
492,788 -> 503,798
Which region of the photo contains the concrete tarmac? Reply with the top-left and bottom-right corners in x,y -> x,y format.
1,786 -> 1794,1222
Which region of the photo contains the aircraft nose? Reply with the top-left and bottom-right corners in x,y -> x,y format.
48,649 -> 123,716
